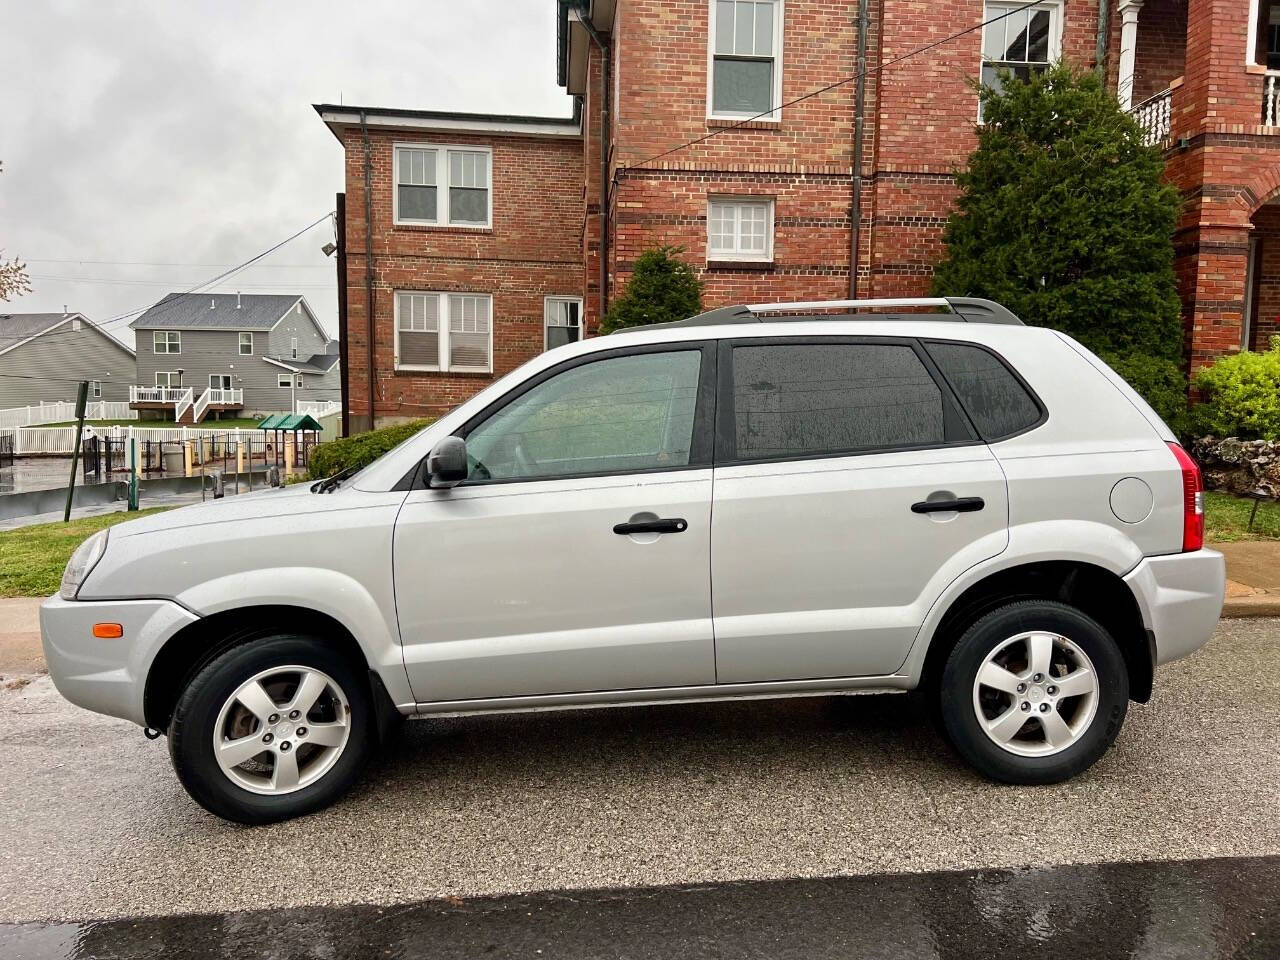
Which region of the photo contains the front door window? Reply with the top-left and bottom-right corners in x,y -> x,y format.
464,350 -> 703,482
209,375 -> 232,391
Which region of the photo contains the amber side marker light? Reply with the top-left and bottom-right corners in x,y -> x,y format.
92,623 -> 124,639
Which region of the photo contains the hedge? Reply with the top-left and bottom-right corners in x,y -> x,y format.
307,419 -> 434,480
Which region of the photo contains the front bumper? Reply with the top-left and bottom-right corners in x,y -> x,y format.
1124,548 -> 1226,666
40,595 -> 199,726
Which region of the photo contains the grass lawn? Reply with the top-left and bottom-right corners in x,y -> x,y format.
0,508 -> 173,598
40,418 -> 268,429
1204,491 -> 1280,542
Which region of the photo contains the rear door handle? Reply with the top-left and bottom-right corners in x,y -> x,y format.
911,497 -> 985,514
613,518 -> 688,535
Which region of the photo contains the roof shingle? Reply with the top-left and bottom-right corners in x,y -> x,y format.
130,293 -> 302,331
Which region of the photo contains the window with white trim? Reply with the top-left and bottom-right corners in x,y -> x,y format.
708,197 -> 774,261
395,291 -> 493,373
278,373 -> 295,388
89,380 -> 101,399
239,332 -> 253,355
980,2 -> 1060,120
291,337 -> 298,360
155,371 -> 181,388
394,145 -> 492,227
210,374 -> 232,391
153,331 -> 181,354
709,0 -> 783,119
544,297 -> 583,351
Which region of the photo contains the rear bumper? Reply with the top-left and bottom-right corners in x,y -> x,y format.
40,595 -> 199,726
1124,549 -> 1226,666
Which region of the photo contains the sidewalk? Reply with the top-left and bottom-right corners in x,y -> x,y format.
1217,540 -> 1280,618
1,542 -> 1276,677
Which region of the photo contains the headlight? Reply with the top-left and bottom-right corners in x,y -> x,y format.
60,530 -> 108,600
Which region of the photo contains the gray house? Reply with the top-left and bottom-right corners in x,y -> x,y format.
130,293 -> 340,422
0,312 -> 136,409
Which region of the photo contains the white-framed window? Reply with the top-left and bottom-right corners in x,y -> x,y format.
544,297 -> 583,351
708,0 -> 784,120
980,2 -> 1062,120
395,291 -> 493,373
210,374 -> 232,391
89,380 -> 101,399
153,331 -> 181,354
290,337 -> 298,359
394,144 -> 492,228
238,332 -> 253,355
278,373 -> 295,388
155,371 -> 181,388
708,197 -> 774,261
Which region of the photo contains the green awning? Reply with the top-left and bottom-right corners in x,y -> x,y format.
257,413 -> 325,431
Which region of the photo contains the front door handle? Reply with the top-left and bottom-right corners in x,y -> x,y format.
911,497 -> 985,514
613,518 -> 688,535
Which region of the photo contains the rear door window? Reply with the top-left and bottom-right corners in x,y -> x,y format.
924,340 -> 1043,440
727,342 -> 954,462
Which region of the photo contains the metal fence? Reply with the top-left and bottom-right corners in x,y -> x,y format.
0,432 -> 12,470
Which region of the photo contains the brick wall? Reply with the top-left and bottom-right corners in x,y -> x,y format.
340,127 -> 583,424
1250,203 -> 1280,351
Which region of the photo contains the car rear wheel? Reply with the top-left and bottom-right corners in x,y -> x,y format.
168,636 -> 375,824
939,600 -> 1129,784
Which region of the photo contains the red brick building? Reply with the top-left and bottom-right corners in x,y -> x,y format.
319,0 -> 1279,431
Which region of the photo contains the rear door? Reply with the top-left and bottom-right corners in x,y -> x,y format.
710,337 -> 1009,682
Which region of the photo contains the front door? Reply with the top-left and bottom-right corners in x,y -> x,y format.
710,338 -> 1009,682
209,375 -> 232,391
393,343 -> 718,704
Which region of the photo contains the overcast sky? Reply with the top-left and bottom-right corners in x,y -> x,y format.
0,0 -> 570,347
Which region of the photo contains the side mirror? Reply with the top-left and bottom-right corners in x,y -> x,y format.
426,436 -> 468,488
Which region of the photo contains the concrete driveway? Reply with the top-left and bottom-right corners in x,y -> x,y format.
0,619 -> 1278,928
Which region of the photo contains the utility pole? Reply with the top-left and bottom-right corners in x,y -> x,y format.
63,381 -> 89,523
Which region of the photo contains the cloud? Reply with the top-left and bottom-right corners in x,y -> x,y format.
0,0 -> 570,345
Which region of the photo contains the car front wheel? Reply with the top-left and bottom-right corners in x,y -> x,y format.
168,636 -> 375,824
939,600 -> 1129,784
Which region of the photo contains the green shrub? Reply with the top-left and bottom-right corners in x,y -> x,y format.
932,64 -> 1183,364
307,419 -> 434,480
600,245 -> 703,335
1193,338 -> 1280,441
1102,352 -> 1190,437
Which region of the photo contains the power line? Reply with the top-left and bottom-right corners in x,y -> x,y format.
25,258 -> 334,269
620,0 -> 1042,173
29,274 -> 336,288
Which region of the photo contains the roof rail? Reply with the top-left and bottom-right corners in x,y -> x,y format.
609,297 -> 1023,334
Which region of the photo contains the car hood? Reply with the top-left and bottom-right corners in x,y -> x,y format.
107,482 -> 339,540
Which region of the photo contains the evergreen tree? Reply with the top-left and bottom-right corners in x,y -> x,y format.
600,245 -> 703,335
932,65 -> 1183,364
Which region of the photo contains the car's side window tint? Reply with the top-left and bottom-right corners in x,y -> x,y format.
731,343 -> 945,461
464,350 -> 703,481
925,341 -> 1042,440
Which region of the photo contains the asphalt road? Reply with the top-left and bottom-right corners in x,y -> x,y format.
0,618 -> 1278,955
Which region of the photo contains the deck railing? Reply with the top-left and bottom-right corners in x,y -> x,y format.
1264,73 -> 1280,127
193,388 -> 243,423
1131,87 -> 1172,148
130,386 -> 189,404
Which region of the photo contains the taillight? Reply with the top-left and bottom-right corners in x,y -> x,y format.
1167,442 -> 1204,552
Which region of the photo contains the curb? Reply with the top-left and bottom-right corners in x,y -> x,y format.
1221,597 -> 1280,619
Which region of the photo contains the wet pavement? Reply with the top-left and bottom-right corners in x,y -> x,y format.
0,618 -> 1277,956
2,855 -> 1277,958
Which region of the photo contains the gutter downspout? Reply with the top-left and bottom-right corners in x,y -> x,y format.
335,193 -> 350,437
360,110 -> 376,432
1096,0 -> 1110,78
578,10 -> 611,324
849,0 -> 869,298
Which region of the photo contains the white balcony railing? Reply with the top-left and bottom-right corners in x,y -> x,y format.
173,388 -> 194,423
203,388 -> 243,406
1131,87 -> 1172,148
130,386 -> 189,404
1264,73 -> 1280,127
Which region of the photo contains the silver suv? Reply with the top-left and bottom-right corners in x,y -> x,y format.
42,297 -> 1226,823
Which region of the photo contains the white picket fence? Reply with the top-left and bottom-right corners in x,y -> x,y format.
4,424 -> 250,456
296,399 -> 342,418
0,400 -> 137,430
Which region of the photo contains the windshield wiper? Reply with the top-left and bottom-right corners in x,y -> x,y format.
311,465 -> 358,494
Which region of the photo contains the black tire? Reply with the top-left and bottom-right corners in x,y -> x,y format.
939,600 -> 1129,785
168,635 -> 375,825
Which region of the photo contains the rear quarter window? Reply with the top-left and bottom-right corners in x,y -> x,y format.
924,341 -> 1044,441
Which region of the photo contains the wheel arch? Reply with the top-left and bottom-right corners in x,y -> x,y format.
917,560 -> 1153,704
143,604 -> 401,733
